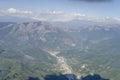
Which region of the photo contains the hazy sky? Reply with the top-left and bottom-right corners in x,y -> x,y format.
0,0 -> 120,21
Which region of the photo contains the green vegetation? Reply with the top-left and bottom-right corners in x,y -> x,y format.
0,22 -> 120,80
58,42 -> 120,80
0,49 -> 60,80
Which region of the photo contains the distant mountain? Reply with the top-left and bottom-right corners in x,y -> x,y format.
1,21 -> 119,50
0,21 -> 120,80
53,18 -> 120,29
0,21 -> 75,50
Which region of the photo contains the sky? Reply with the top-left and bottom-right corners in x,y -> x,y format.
0,0 -> 120,21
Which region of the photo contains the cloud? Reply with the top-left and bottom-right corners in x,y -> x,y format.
0,8 -> 33,16
7,8 -> 32,14
0,8 -> 90,22
31,10 -> 66,21
7,8 -> 17,14
1,8 -> 111,22
32,12 -> 87,22
0,8 -> 33,19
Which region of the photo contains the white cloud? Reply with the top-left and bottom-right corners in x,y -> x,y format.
7,8 -> 17,14
0,8 -> 90,22
0,8 -> 34,20
33,12 -> 88,22
0,8 -> 89,22
18,10 -> 32,14
1,8 -> 33,15
48,10 -> 63,14
0,8 -> 120,22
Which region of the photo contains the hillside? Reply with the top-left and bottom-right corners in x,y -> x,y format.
0,21 -> 120,80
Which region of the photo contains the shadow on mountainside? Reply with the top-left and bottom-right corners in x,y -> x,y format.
44,74 -> 109,80
81,74 -> 109,80
28,73 -> 109,80
28,77 -> 40,80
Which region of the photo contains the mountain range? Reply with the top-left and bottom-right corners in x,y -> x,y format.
0,20 -> 120,80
